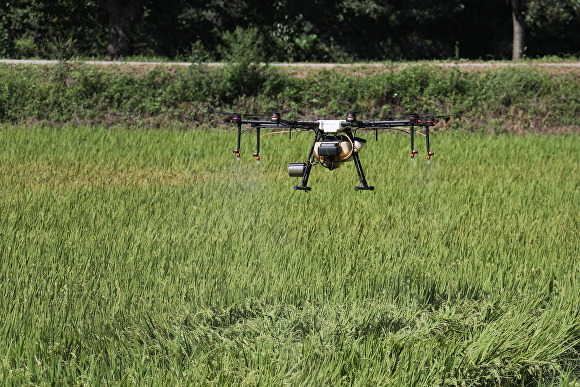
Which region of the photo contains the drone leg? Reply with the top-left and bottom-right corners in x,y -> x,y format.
294,163 -> 313,192
233,121 -> 242,158
293,130 -> 320,192
410,125 -> 418,158
425,126 -> 434,160
253,127 -> 261,160
353,153 -> 374,191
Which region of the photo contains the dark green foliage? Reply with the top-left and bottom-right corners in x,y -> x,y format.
0,0 -> 579,61
0,24 -> 13,57
0,63 -> 578,132
1,0 -> 106,59
216,27 -> 269,104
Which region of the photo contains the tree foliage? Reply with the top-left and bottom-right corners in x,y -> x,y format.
0,0 -> 578,61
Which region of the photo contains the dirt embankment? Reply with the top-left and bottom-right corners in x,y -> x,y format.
1,59 -> 579,75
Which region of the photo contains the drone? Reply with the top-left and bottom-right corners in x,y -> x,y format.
213,110 -> 458,192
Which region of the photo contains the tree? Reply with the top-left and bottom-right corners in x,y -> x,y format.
511,0 -> 527,60
94,0 -> 145,59
1,0 -> 578,61
0,0 -> 106,58
525,0 -> 580,57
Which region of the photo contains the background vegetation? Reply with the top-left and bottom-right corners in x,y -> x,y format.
0,61 -> 578,133
0,0 -> 579,61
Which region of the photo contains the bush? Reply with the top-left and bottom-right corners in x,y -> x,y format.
0,62 -> 577,132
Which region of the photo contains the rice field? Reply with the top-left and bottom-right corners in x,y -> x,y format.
0,126 -> 579,385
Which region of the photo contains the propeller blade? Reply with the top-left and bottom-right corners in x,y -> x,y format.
208,108 -> 260,117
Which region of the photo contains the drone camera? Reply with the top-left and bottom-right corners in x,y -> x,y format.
288,163 -> 307,177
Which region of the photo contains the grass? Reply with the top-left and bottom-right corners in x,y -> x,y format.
0,126 -> 579,385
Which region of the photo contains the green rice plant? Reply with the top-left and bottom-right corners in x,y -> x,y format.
0,126 -> 578,385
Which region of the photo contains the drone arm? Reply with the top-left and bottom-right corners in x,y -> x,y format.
241,120 -> 318,131
364,119 -> 413,127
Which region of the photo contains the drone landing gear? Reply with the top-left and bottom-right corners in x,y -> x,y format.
293,162 -> 313,192
352,153 -> 374,191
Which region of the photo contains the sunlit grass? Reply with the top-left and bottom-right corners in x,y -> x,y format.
0,126 -> 578,385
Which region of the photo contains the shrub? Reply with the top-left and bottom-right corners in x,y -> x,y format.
0,62 -> 577,132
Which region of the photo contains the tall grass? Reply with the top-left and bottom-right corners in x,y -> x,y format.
0,126 -> 579,385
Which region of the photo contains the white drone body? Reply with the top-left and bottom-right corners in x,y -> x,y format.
317,120 -> 347,133
311,120 -> 366,170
